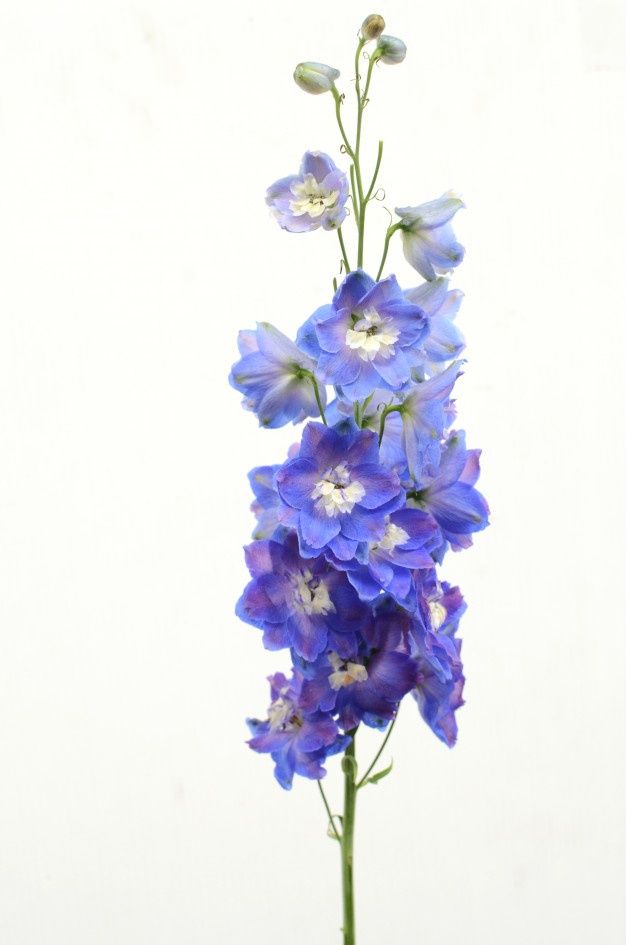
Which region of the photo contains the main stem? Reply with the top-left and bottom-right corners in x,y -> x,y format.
341,734 -> 357,945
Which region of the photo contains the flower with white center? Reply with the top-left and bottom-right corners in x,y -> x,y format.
328,652 -> 369,690
373,519 -> 410,553
289,175 -> 340,219
275,422 -> 404,557
345,309 -> 401,362
299,271 -> 428,402
267,695 -> 297,731
331,508 -> 439,610
311,463 -> 366,518
266,151 -> 348,232
238,534 -> 369,662
291,569 -> 335,616
428,600 -> 447,631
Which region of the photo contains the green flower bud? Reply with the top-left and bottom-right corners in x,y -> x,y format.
293,61 -> 340,95
376,35 -> 407,65
361,14 -> 385,41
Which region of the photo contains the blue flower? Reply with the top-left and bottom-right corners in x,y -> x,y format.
299,646 -> 417,732
247,671 -> 349,789
276,422 -> 404,560
329,508 -> 440,609
248,465 -> 283,540
297,271 -> 428,401
396,193 -> 465,281
230,322 -> 326,428
397,360 -> 463,478
237,534 -> 370,661
266,152 -> 349,232
405,277 -> 465,372
408,578 -> 466,746
410,431 -> 489,551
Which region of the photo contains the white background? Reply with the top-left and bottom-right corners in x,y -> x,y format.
1,1 -> 625,943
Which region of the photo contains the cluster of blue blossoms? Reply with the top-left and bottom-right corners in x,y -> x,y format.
231,133 -> 488,792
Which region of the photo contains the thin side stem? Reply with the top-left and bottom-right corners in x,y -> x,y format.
376,223 -> 403,281
332,87 -> 355,161
364,140 -> 384,203
356,715 -> 398,789
349,165 -> 360,227
337,227 -> 351,273
341,733 -> 357,945
378,403 -> 403,446
317,780 -> 341,842
306,372 -> 327,425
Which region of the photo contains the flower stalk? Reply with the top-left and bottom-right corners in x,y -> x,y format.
341,734 -> 358,945
232,13 -> 489,945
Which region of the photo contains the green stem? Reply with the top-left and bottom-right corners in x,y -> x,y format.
317,780 -> 341,842
349,165 -> 360,226
376,222 -> 403,281
305,372 -> 327,425
364,140 -> 384,203
341,733 -> 357,945
378,403 -> 403,446
337,227 -> 351,273
353,40 -> 367,267
356,715 -> 397,790
332,87 -> 355,161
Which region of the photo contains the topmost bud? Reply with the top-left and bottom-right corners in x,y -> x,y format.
361,14 -> 385,41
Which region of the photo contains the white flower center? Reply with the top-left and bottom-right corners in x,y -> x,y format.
289,174 -> 339,218
372,519 -> 410,553
311,463 -> 365,518
267,695 -> 299,731
428,600 -> 447,631
328,652 -> 369,690
345,308 -> 400,362
291,569 -> 335,616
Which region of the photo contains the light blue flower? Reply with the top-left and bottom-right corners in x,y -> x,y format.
297,270 -> 428,402
276,421 -> 404,560
397,360 -> 463,477
266,152 -> 348,233
230,322 -> 326,428
405,277 -> 465,371
396,193 -> 465,281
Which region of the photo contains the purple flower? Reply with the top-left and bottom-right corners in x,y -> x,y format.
300,647 -> 417,732
247,671 -> 348,789
266,152 -> 348,232
298,271 -> 428,401
410,431 -> 489,551
237,534 -> 369,661
330,508 -> 440,608
229,322 -> 326,428
396,193 -> 465,281
408,580 -> 466,747
276,422 -> 404,560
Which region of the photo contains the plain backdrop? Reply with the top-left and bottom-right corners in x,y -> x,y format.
1,1 -> 625,943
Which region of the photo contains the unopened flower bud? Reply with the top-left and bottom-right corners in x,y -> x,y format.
376,35 -> 407,65
293,61 -> 340,95
361,14 -> 385,41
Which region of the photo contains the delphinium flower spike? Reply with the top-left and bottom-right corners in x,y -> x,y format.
230,14 -> 489,945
